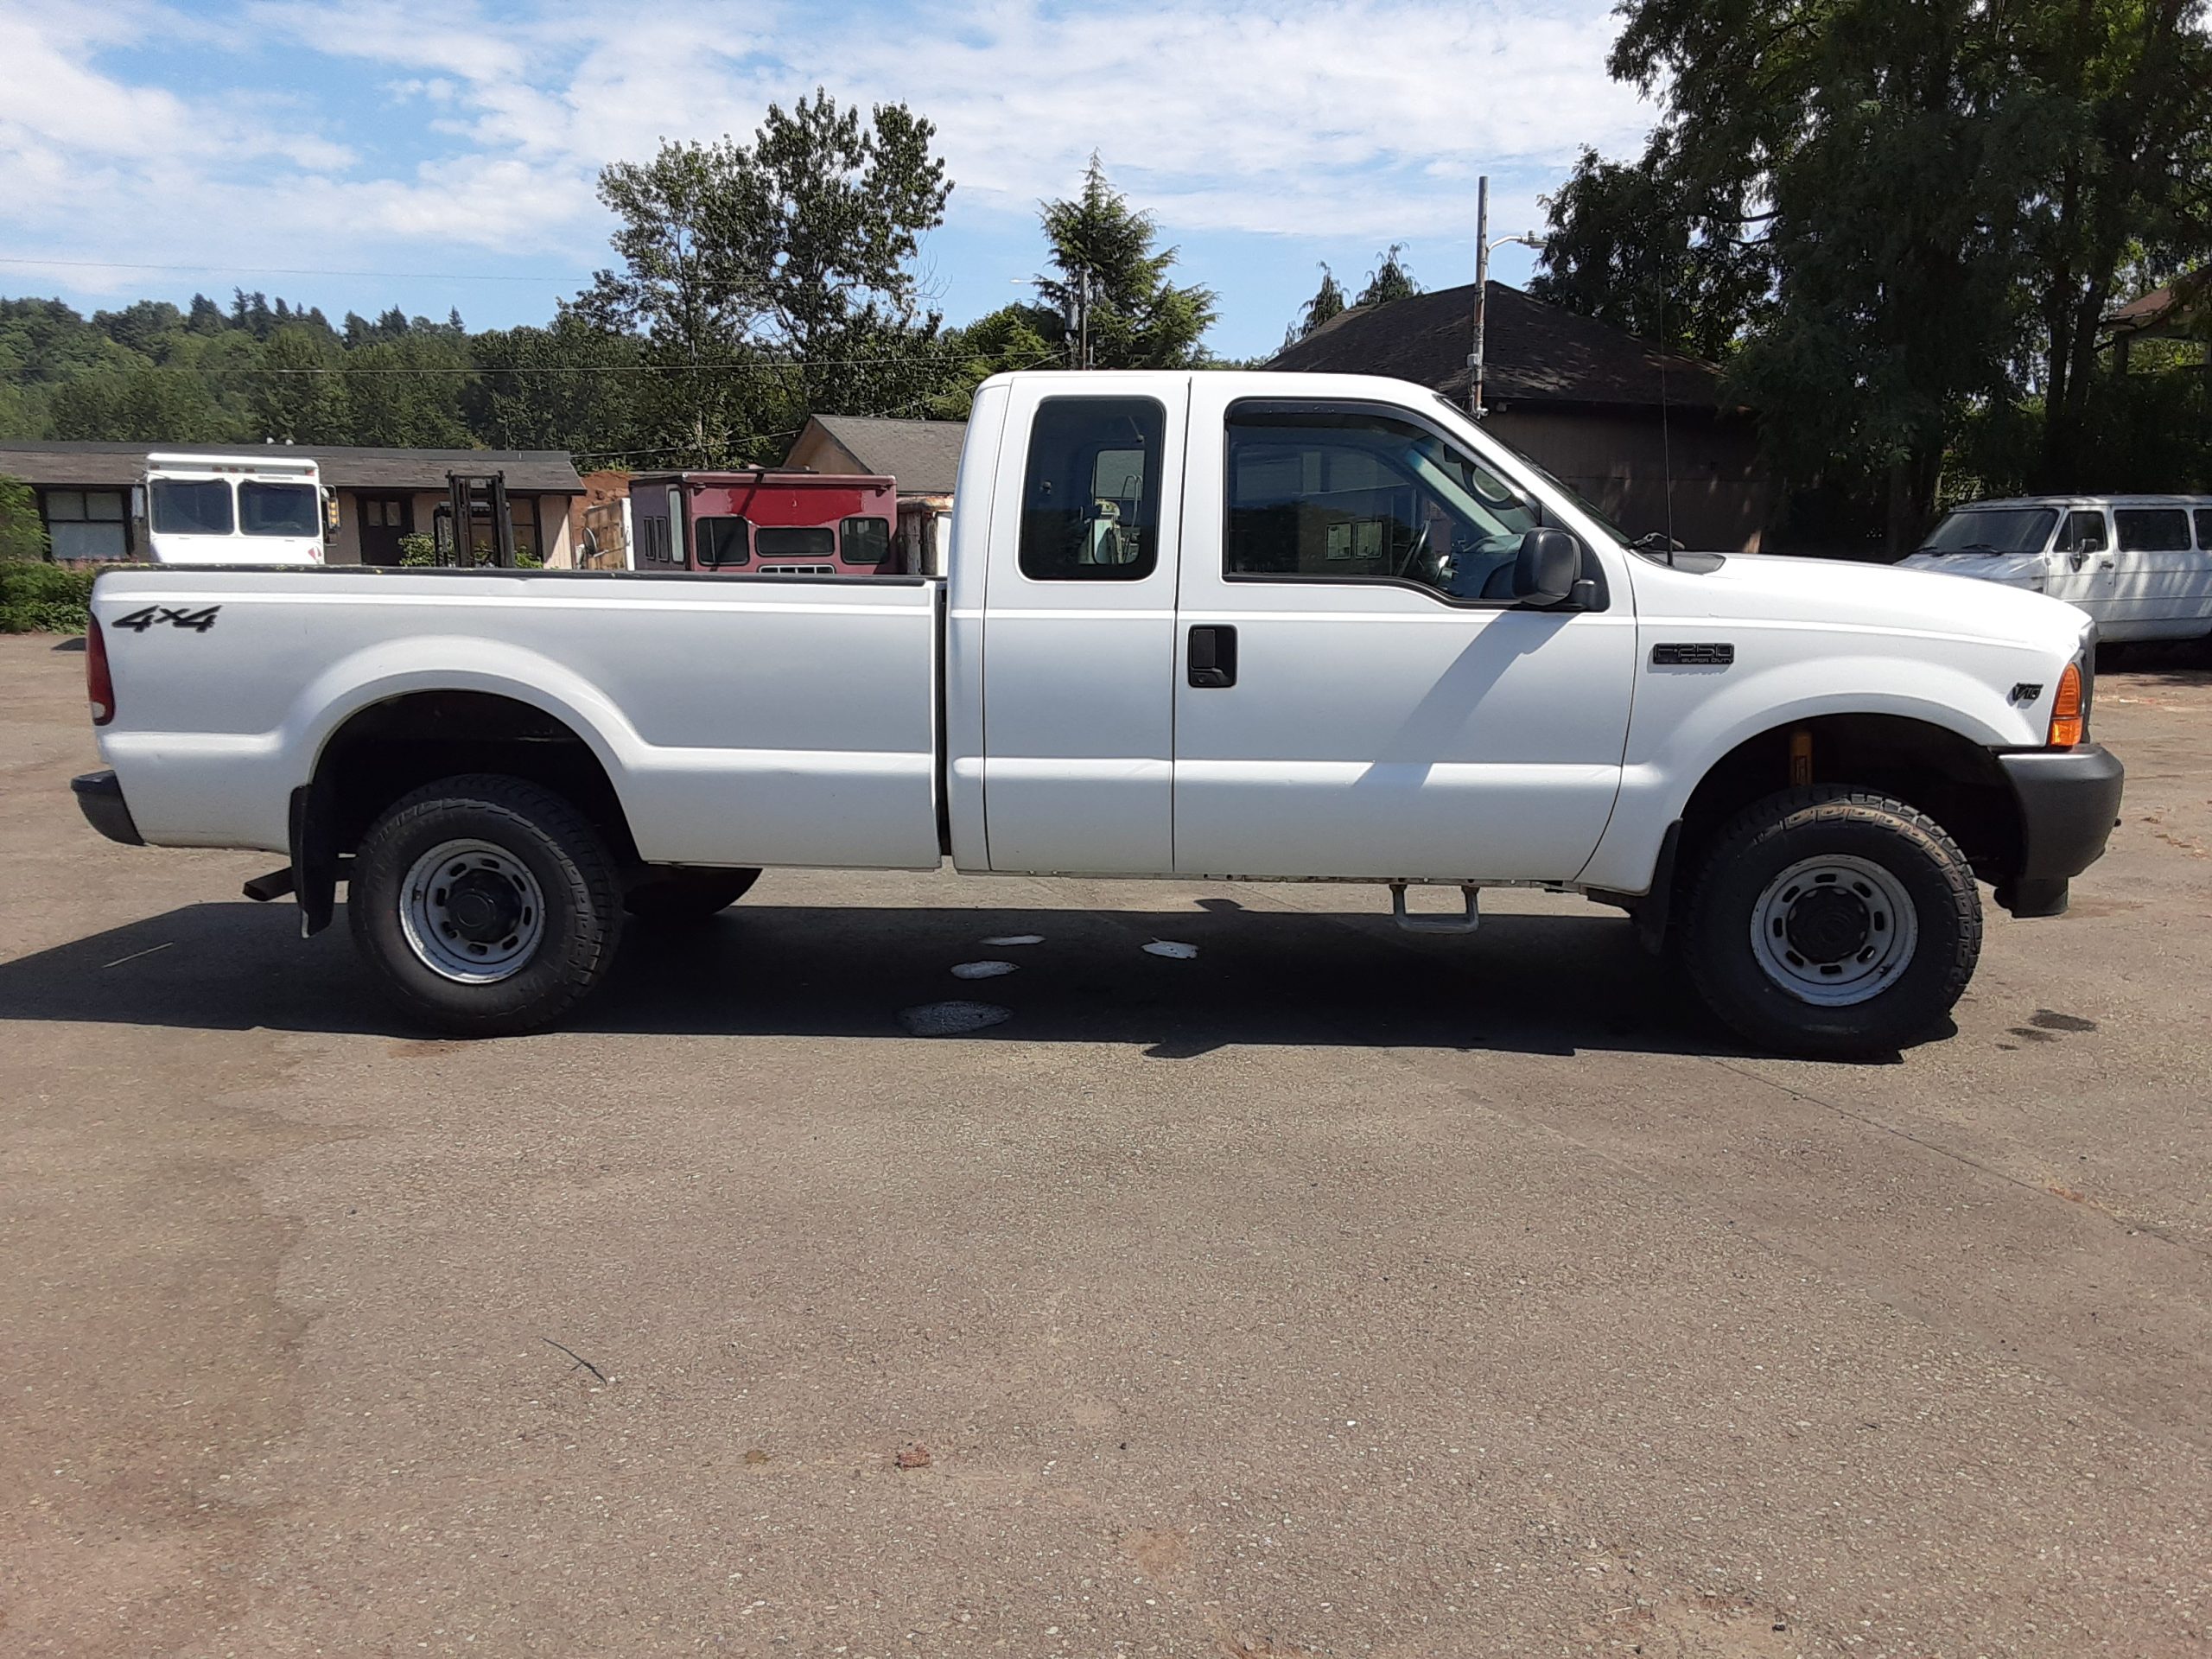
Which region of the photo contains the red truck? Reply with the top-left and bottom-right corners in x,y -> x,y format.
629,471 -> 902,575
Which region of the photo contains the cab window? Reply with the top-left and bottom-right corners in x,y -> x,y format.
238,481 -> 319,537
756,527 -> 836,560
2056,510 -> 2107,555
840,516 -> 891,564
2116,508 -> 2190,552
1018,397 -> 1165,581
1224,404 -> 1538,601
696,517 -> 750,568
150,480 -> 233,536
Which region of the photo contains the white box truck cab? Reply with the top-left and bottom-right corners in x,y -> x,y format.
1900,494 -> 2212,643
143,453 -> 330,566
73,373 -> 2124,1057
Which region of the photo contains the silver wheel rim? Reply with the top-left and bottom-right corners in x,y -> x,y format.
1749,855 -> 1918,1007
399,838 -> 546,984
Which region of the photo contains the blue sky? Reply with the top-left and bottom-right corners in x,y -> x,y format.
0,0 -> 1656,359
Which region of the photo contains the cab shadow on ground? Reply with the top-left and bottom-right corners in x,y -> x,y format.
0,897 -> 1796,1058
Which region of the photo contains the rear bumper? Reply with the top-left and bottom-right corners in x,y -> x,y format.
72,769 -> 144,847
1993,743 -> 2124,917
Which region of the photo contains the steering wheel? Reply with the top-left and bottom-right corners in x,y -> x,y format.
1395,521 -> 1433,582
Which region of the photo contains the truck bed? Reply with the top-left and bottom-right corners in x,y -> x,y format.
92,565 -> 945,870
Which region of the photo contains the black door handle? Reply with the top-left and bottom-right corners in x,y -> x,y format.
1187,624 -> 1237,688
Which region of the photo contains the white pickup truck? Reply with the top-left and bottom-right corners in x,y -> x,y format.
73,371 -> 2123,1055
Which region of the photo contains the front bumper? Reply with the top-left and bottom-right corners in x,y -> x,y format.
72,769 -> 144,847
1993,743 -> 2124,917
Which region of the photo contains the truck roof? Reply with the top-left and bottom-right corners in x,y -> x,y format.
632,469 -> 893,488
146,452 -> 321,477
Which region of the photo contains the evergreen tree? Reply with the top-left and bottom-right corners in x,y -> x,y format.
1288,263 -> 1348,345
1356,245 -> 1419,308
249,325 -> 346,442
1034,155 -> 1215,369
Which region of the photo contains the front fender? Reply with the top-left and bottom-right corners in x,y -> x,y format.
1578,646 -> 2044,894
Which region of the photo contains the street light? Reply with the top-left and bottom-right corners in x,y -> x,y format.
1470,175 -> 1542,420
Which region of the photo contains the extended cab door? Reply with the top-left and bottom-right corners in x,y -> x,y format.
1170,385 -> 1637,881
976,377 -> 1186,873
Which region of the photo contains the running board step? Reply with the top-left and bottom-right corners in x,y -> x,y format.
1389,883 -> 1480,934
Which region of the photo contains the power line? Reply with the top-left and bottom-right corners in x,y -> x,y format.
0,256 -> 571,283
207,348 -> 1029,377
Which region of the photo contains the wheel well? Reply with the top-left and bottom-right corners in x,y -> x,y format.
314,691 -> 639,862
1675,715 -> 2022,886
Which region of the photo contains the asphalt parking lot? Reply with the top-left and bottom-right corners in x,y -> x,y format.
3,630 -> 2209,1658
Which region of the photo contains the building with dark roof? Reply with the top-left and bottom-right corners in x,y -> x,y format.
0,440 -> 586,565
1271,281 -> 1774,551
784,415 -> 967,497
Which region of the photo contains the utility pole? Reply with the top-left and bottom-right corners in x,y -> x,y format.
1468,175 -> 1543,421
1471,176 -> 1490,419
1078,267 -> 1094,370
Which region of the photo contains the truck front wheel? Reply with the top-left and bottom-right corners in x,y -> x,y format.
349,773 -> 624,1036
1681,786 -> 1981,1057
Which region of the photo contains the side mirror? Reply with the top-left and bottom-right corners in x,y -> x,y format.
1512,527 -> 1585,607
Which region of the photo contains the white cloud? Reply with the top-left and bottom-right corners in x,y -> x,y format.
0,0 -> 1652,308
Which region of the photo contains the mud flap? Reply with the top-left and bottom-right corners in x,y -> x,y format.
289,779 -> 340,938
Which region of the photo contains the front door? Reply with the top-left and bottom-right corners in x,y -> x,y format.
357,494 -> 413,565
1171,386 -> 1637,882
977,383 -> 1185,874
2044,506 -> 2113,621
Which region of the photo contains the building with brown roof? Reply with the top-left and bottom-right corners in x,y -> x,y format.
0,440 -> 586,565
784,415 -> 967,498
1270,281 -> 1775,551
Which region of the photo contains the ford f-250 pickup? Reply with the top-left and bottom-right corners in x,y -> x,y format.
72,371 -> 2124,1055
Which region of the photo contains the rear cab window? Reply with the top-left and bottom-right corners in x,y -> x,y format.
1018,397 -> 1166,581
756,527 -> 836,561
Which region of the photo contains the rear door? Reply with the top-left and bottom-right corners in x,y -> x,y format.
2111,505 -> 2196,637
976,378 -> 1186,873
1168,382 -> 1637,881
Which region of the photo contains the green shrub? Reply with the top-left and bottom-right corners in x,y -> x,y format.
0,475 -> 48,563
397,532 -> 439,566
0,560 -> 111,633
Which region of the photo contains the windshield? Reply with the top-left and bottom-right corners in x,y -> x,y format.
150,479 -> 234,536
238,481 -> 319,537
1918,506 -> 2056,556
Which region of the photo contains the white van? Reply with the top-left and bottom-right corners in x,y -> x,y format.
143,453 -> 330,566
1900,495 -> 2212,641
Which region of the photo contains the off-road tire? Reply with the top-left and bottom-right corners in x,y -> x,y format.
1682,786 -> 1980,1058
349,773 -> 624,1036
626,867 -> 761,923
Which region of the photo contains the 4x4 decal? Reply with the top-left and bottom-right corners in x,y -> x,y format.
111,605 -> 221,634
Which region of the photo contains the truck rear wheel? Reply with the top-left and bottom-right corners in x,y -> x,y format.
1681,786 -> 1980,1058
626,867 -> 761,923
349,773 -> 624,1036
